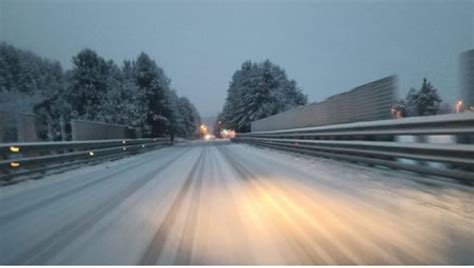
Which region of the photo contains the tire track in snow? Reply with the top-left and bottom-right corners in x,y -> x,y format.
5,147 -> 192,265
216,145 -> 327,264
0,147 -> 186,225
138,148 -> 205,265
173,146 -> 208,264
211,145 -> 256,264
223,145 -> 422,264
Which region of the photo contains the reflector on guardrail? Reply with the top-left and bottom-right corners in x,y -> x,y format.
0,137 -> 173,182
9,146 -> 20,153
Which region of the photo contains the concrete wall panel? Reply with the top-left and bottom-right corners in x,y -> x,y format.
251,76 -> 397,132
71,120 -> 136,141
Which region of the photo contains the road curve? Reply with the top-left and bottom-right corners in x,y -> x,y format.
1,140 -> 473,264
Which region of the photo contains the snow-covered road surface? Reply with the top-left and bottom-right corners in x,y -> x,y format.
1,140 -> 473,264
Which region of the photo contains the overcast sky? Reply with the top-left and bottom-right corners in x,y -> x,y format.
1,0 -> 473,117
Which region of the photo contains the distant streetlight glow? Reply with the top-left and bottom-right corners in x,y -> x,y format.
200,124 -> 209,138
89,151 -> 95,156
220,128 -> 236,138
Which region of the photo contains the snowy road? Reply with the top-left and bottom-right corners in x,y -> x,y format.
1,140 -> 473,264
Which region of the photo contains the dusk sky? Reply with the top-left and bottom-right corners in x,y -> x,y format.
1,0 -> 473,117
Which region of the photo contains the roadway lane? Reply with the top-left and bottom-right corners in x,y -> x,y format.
1,141 -> 473,264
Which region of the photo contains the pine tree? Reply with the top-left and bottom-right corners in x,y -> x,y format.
176,97 -> 200,139
405,88 -> 418,116
0,43 -> 202,141
416,78 -> 442,116
219,60 -> 307,132
33,62 -> 70,141
404,78 -> 442,117
67,49 -> 110,121
134,52 -> 172,137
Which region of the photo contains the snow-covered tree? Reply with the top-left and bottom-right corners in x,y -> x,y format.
415,78 -> 442,116
404,78 -> 442,117
133,52 -> 173,137
0,42 -> 69,141
33,62 -> 70,141
175,97 -> 200,139
0,43 -> 21,93
98,60 -> 144,127
213,112 -> 224,137
67,49 -> 110,121
405,88 -> 418,116
0,43 -> 201,141
219,60 -> 307,132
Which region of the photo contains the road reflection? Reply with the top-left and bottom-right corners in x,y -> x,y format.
157,144 -> 473,264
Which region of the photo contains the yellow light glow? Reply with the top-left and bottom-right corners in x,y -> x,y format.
10,162 -> 20,168
220,129 -> 236,138
9,146 -> 20,153
89,151 -> 94,156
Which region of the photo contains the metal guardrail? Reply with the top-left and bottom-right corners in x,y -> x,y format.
233,113 -> 474,184
0,138 -> 171,181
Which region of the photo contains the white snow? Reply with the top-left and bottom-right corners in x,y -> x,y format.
0,141 -> 473,265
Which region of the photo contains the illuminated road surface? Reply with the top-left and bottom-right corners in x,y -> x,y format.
1,141 -> 473,264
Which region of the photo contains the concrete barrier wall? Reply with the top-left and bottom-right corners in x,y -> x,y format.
71,120 -> 137,141
16,113 -> 41,142
251,75 -> 397,132
0,112 -> 41,142
0,112 -> 18,143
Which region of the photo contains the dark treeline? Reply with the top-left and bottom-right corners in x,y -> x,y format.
0,42 -> 201,140
215,60 -> 307,134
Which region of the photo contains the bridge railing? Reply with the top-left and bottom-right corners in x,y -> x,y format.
233,113 -> 474,184
0,138 -> 171,182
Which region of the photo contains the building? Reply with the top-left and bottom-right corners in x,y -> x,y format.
458,49 -> 474,145
461,49 -> 474,110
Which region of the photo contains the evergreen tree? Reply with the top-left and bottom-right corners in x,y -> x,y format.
404,78 -> 442,117
33,62 -> 70,141
416,78 -> 442,116
67,49 -> 110,121
219,60 -> 307,132
1,43 -> 201,141
0,42 -> 68,140
0,43 -> 21,93
405,88 -> 418,116
134,52 -> 174,137
213,113 -> 224,137
176,97 -> 200,139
